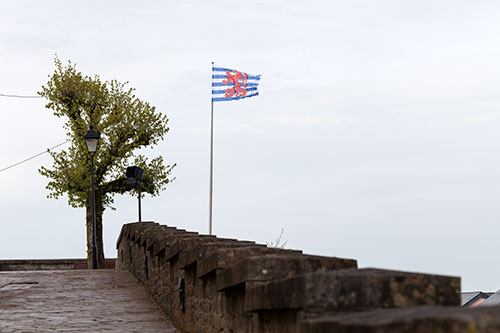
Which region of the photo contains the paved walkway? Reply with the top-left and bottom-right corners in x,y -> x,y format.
0,269 -> 178,332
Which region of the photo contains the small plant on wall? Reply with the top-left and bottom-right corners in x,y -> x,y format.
266,228 -> 288,249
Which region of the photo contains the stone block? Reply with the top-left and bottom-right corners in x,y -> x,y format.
151,230 -> 199,257
164,235 -> 218,262
299,306 -> 500,333
197,246 -> 298,279
245,268 -> 460,313
144,227 -> 183,251
179,240 -> 257,270
216,254 -> 357,291
130,223 -> 159,243
118,221 -> 157,246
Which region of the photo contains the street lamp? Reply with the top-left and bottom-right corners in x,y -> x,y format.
126,166 -> 144,222
84,125 -> 100,269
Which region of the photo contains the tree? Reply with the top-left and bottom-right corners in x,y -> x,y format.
39,58 -> 175,268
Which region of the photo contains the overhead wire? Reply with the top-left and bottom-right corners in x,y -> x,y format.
0,91 -> 65,173
0,93 -> 43,98
0,140 -> 70,173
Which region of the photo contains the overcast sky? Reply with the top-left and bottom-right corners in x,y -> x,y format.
1,1 -> 500,291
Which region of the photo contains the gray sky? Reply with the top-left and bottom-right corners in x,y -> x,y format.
1,0 -> 500,291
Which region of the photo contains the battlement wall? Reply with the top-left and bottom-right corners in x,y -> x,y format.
116,222 -> 497,332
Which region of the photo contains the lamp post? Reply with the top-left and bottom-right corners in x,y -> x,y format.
84,125 -> 100,269
126,166 -> 144,222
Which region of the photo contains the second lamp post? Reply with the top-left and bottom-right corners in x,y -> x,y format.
84,125 -> 100,269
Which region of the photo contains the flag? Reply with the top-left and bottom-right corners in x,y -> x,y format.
212,65 -> 261,102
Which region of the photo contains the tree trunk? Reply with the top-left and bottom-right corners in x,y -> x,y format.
85,192 -> 105,269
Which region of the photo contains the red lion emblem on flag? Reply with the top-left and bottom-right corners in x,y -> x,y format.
222,70 -> 249,98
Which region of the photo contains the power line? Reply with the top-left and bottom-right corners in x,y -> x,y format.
0,93 -> 43,99
0,140 -> 70,173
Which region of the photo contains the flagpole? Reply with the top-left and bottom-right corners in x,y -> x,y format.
209,61 -> 214,235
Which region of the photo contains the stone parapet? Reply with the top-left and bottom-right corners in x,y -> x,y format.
0,259 -> 116,271
245,268 -> 460,332
116,222 -> 468,332
301,306 -> 500,333
245,268 -> 460,312
216,254 -> 357,291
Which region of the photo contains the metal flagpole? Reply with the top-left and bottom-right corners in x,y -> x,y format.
209,61 -> 214,235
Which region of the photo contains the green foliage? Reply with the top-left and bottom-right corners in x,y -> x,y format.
38,57 -> 175,209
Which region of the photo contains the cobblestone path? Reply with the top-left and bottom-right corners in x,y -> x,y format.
0,269 -> 178,332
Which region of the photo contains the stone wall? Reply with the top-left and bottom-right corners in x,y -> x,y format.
0,259 -> 116,271
117,222 -> 498,332
0,259 -> 78,271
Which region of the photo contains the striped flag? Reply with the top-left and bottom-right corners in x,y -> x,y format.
212,65 -> 261,102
